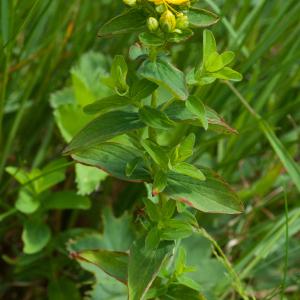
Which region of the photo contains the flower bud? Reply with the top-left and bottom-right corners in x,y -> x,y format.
147,17 -> 159,32
123,0 -> 136,6
155,4 -> 165,14
160,10 -> 176,33
176,14 -> 189,29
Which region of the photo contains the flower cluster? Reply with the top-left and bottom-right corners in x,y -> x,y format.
123,0 -> 191,34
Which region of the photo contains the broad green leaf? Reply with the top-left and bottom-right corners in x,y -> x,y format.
203,30 -> 217,62
48,278 -> 81,300
71,143 -> 150,182
74,250 -> 128,283
128,239 -> 173,300
52,102 -> 93,142
205,52 -> 224,73
15,189 -> 39,214
138,58 -> 188,100
141,139 -> 169,169
187,7 -> 219,28
70,51 -> 112,105
221,51 -> 235,66
139,32 -> 164,47
139,106 -> 175,130
22,220 -> 51,254
130,78 -> 158,101
71,71 -> 95,106
64,111 -> 143,154
98,9 -> 146,37
172,162 -> 206,181
43,191 -> 91,210
153,170 -> 168,195
165,169 -> 243,214
186,96 -> 208,130
66,209 -> 133,299
83,95 -> 134,115
214,67 -> 243,81
75,163 -> 107,195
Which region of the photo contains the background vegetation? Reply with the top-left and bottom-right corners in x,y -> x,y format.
0,0 -> 299,299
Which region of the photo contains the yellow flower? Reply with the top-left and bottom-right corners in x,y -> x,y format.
149,0 -> 189,5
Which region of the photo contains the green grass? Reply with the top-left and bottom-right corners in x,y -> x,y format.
1,0 -> 299,299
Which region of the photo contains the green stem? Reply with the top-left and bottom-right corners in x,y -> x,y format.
197,227 -> 254,300
148,91 -> 158,142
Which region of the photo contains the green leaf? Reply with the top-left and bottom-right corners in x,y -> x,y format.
48,278 -> 81,300
167,29 -> 194,44
83,95 -> 134,115
165,284 -> 205,300
176,133 -> 196,162
71,143 -> 150,182
128,239 -> 173,300
161,219 -> 194,240
165,169 -> 244,214
186,96 -> 208,130
205,52 -> 224,73
205,106 -> 238,134
144,198 -> 161,222
64,111 -> 144,154
141,139 -> 169,169
126,157 -> 142,177
139,32 -> 164,47
43,191 -> 91,210
130,78 -> 158,102
164,100 -> 237,134
172,162 -> 206,181
139,106 -> 175,130
37,159 -> 68,192
75,163 -> 107,195
145,227 -> 161,250
5,166 -> 30,185
203,30 -> 217,62
15,189 -> 40,214
67,208 -> 133,299
161,199 -> 176,220
74,250 -> 128,284
221,51 -> 235,66
138,58 -> 188,100
153,170 -> 168,195
22,219 -> 51,254
98,9 -> 146,37
175,247 -> 187,275
213,67 -> 243,81
111,55 -> 129,95
187,7 -> 219,28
